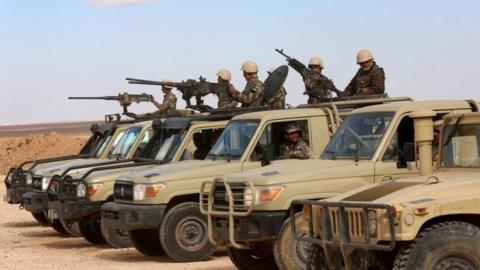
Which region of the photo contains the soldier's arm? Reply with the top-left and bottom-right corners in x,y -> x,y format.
343,76 -> 356,96
290,143 -> 312,159
156,95 -> 174,113
370,67 -> 385,94
231,81 -> 263,105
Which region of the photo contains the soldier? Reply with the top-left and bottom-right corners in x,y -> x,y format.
213,68 -> 238,109
344,49 -> 385,96
228,60 -> 263,107
303,57 -> 339,104
265,67 -> 286,109
149,80 -> 177,114
279,123 -> 311,159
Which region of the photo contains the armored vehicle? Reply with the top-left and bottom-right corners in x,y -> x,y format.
201,99 -> 479,270
22,120 -> 154,234
296,111 -> 480,270
101,96 -> 405,262
52,114 -> 231,247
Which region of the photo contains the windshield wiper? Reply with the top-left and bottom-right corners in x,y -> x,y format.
443,115 -> 464,146
324,150 -> 336,160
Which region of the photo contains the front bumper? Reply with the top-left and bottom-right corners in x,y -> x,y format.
5,187 -> 31,204
56,200 -> 102,220
23,191 -> 48,213
211,211 -> 285,244
101,202 -> 167,231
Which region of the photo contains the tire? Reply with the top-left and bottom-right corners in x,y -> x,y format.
393,221 -> 480,270
274,212 -> 311,270
78,218 -> 106,244
306,244 -> 328,270
159,202 -> 215,262
61,219 -> 82,237
31,212 -> 49,226
130,229 -> 164,256
100,218 -> 131,248
49,219 -> 69,235
227,244 -> 278,270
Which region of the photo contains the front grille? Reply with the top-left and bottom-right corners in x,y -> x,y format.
32,176 -> 43,190
47,176 -> 61,200
7,171 -> 28,188
212,181 -> 249,212
58,176 -> 82,201
114,181 -> 134,201
330,208 -> 365,241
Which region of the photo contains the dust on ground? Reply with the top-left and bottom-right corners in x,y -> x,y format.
0,180 -> 235,270
0,132 -> 87,174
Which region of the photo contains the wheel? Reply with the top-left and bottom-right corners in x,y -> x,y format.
393,221 -> 480,270
130,229 -> 164,256
31,212 -> 49,226
306,244 -> 328,270
78,218 -> 106,244
47,214 -> 69,235
159,202 -> 215,262
227,243 -> 278,270
100,218 -> 131,248
61,219 -> 82,237
274,212 -> 311,270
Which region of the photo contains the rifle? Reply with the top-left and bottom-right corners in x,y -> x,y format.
126,77 -> 227,108
275,48 -> 345,98
68,93 -> 152,118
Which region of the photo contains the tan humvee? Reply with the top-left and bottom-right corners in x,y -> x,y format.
55,116 -> 229,247
22,120 -> 153,234
101,98 -> 401,263
200,100 -> 479,270
297,112 -> 480,270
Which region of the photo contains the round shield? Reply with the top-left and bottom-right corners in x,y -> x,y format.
262,65 -> 289,104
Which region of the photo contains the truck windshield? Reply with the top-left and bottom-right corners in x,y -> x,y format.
321,112 -> 394,160
442,123 -> 480,168
208,120 -> 259,160
109,127 -> 142,159
137,128 -> 183,162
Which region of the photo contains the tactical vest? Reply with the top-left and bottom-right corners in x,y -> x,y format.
354,64 -> 381,95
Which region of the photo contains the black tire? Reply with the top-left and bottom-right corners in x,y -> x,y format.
306,244 -> 328,270
227,244 -> 278,270
159,202 -> 215,262
130,229 -> 164,256
31,212 -> 49,226
61,219 -> 82,237
393,221 -> 480,270
49,218 -> 69,235
100,218 -> 131,248
274,212 -> 311,270
78,218 -> 106,244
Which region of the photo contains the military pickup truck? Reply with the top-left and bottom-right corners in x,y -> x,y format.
52,114 -> 230,248
101,96 -> 407,263
201,99 -> 479,270
22,120 -> 154,234
296,111 -> 480,270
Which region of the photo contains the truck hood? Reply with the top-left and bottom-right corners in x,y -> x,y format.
117,159 -> 241,183
222,159 -> 372,185
32,158 -> 103,177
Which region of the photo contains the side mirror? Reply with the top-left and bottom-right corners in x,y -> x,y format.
261,145 -> 275,167
134,143 -> 147,158
397,142 -> 415,168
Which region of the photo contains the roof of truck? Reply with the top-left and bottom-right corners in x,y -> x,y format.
232,108 -> 328,121
352,100 -> 475,114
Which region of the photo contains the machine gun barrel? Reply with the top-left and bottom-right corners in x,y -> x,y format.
68,96 -> 119,100
275,48 -> 307,74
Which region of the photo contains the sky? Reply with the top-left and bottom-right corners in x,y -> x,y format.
1,0 -> 479,124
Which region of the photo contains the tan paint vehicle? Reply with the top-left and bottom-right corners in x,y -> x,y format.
53,115 -> 230,248
200,100 -> 479,270
22,120 -> 154,234
297,111 -> 480,270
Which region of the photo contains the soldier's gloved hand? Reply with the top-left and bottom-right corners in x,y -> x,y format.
228,84 -> 237,94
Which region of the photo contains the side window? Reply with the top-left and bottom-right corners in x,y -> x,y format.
250,120 -> 310,161
181,128 -> 225,161
383,116 -> 414,161
141,129 -> 152,143
112,131 -> 125,148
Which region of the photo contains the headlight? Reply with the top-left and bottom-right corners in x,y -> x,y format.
26,173 -> 33,185
133,183 -> 165,201
244,185 -> 284,206
41,177 -> 51,191
77,183 -> 87,197
367,210 -> 377,237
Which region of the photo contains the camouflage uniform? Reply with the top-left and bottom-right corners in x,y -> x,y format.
267,86 -> 286,109
231,77 -> 264,107
279,140 -> 311,159
344,62 -> 385,96
304,73 -> 337,104
152,92 -> 177,115
212,82 -> 238,109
